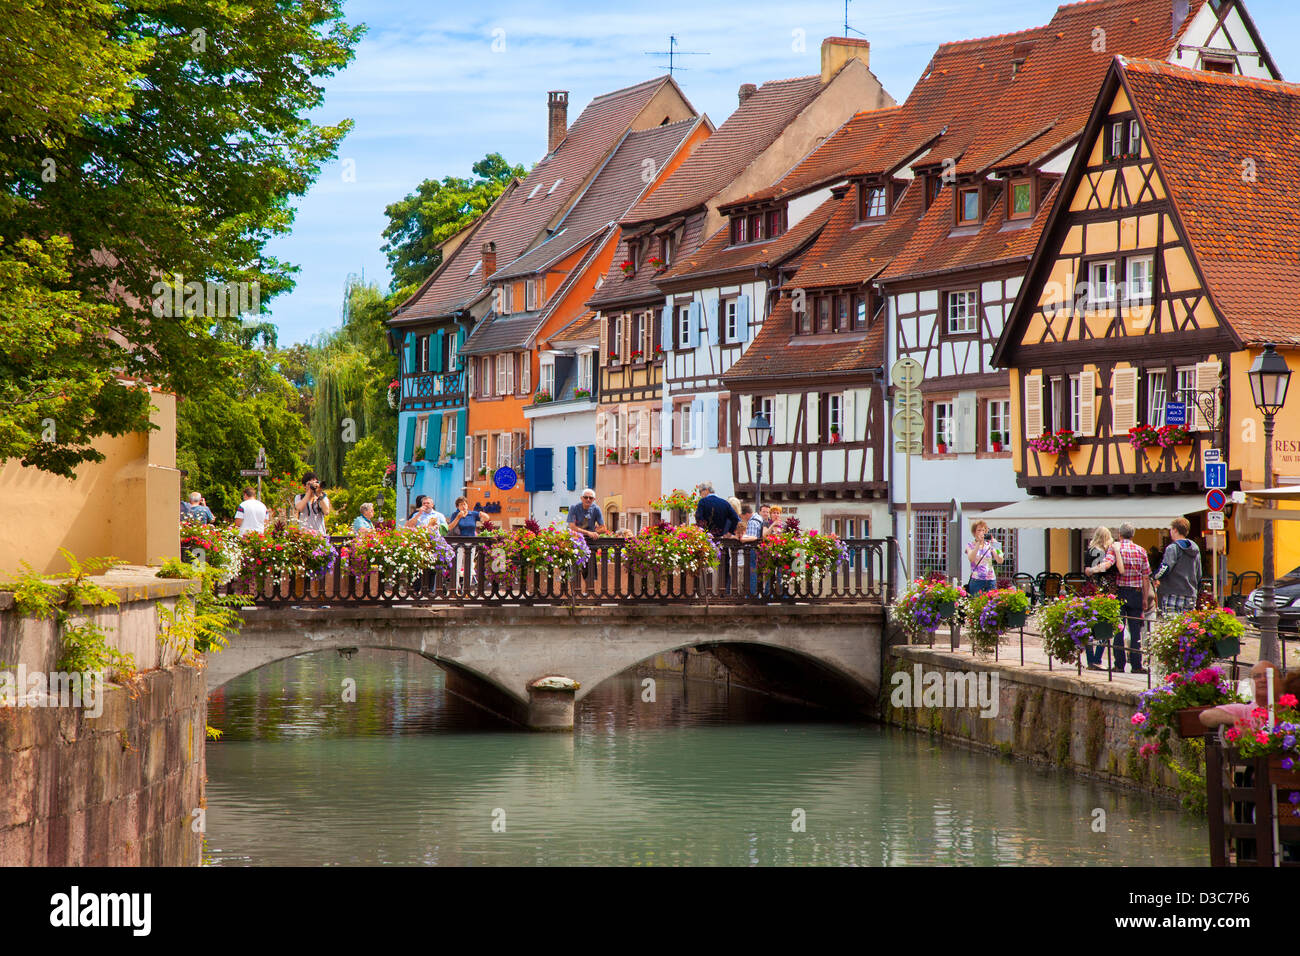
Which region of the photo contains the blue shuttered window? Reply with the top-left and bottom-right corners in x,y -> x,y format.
587,446 -> 596,484
525,447 -> 553,492
566,446 -> 577,491
456,409 -> 467,458
402,417 -> 416,462
736,295 -> 750,342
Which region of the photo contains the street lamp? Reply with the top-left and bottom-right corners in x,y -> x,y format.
1248,342 -> 1292,665
747,412 -> 772,508
401,463 -> 418,523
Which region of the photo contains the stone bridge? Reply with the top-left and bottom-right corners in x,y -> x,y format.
211,604 -> 888,729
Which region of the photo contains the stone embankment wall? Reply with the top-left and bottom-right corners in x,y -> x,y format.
882,645 -> 1181,796
0,574 -> 205,866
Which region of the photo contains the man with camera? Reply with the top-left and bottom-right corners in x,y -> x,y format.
294,471 -> 332,535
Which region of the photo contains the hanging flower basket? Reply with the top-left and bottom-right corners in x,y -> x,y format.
387,379 -> 400,409
1130,667 -> 1243,756
960,587 -> 1031,654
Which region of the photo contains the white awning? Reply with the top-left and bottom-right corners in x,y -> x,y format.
967,494 -> 1209,530
1246,486 -> 1300,500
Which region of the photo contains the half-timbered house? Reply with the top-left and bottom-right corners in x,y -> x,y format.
388,77 -> 696,521
586,38 -> 895,529
880,0 -> 1277,578
993,57 -> 1300,577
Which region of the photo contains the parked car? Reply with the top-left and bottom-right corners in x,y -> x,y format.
1245,565 -> 1300,632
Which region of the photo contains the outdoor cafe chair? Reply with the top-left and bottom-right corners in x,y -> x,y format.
1036,572 -> 1063,602
1012,572 -> 1037,603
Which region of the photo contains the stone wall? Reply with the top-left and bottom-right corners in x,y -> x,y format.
0,572 -> 205,866
882,646 -> 1182,796
0,662 -> 205,866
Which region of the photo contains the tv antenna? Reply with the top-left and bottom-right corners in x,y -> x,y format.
843,0 -> 866,38
644,35 -> 709,76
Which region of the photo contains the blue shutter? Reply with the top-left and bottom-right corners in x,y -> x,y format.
427,413 -> 442,460
704,395 -> 719,449
687,302 -> 701,348
404,333 -> 416,374
661,308 -> 672,352
525,448 -> 553,492
433,329 -> 445,373
737,295 -> 751,342
587,446 -> 596,483
566,446 -> 577,491
456,409 -> 466,458
402,416 -> 416,462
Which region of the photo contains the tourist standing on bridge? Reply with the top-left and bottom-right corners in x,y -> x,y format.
405,495 -> 448,534
234,487 -> 268,536
1085,523 -> 1150,673
1154,517 -> 1202,614
694,482 -> 739,538
351,502 -> 375,535
568,490 -> 605,583
294,472 -> 331,535
964,521 -> 1002,595
185,492 -> 214,524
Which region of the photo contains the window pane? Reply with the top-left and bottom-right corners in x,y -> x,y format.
961,189 -> 979,222
817,296 -> 831,332
1012,182 -> 1032,215
853,295 -> 867,330
915,511 -> 948,578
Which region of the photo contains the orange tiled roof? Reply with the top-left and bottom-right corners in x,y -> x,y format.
787,180 -> 926,291
394,76 -> 680,323
1120,58 -> 1300,345
723,297 -> 885,383
624,75 -> 825,225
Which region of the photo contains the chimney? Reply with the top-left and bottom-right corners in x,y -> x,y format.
481,241 -> 497,278
547,91 -> 569,154
738,83 -> 758,107
820,36 -> 870,85
1173,0 -> 1191,34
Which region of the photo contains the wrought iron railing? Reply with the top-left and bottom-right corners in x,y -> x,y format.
227,537 -> 897,608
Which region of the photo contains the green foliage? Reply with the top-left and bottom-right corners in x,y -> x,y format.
343,434 -> 397,525
155,557 -> 192,579
157,564 -> 243,661
381,153 -> 524,291
1036,593 -> 1122,665
0,550 -> 133,677
1,1 -> 362,475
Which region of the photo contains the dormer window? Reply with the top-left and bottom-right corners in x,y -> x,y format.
859,184 -> 888,221
1008,177 -> 1034,220
1201,54 -> 1236,74
923,174 -> 943,211
957,186 -> 981,225
766,208 -> 785,239
730,216 -> 747,245
526,278 -> 540,311
1104,118 -> 1141,162
1128,119 -> 1141,154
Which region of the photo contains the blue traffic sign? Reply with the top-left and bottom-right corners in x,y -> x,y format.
1165,402 -> 1187,426
1206,489 -> 1226,512
493,466 -> 518,491
1204,462 -> 1227,490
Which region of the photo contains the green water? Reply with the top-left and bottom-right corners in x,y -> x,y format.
204,649 -> 1207,866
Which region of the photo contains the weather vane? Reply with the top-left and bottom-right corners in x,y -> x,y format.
644,35 -> 709,76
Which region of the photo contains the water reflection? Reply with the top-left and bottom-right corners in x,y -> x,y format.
205,649 -> 1207,866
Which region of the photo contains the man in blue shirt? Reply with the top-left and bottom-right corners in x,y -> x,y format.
351,502 -> 375,534
185,492 -> 214,524
568,489 -> 605,582
694,481 -> 739,537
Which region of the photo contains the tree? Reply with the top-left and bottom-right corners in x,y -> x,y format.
0,0 -> 362,475
381,153 -> 524,292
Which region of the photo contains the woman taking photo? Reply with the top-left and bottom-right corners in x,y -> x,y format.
965,520 -> 1003,594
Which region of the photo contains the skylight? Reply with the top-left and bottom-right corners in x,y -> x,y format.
547,178 -> 564,195
526,182 -> 543,200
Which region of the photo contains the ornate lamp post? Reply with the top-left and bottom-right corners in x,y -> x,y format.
401,464 -> 418,524
747,412 -> 772,508
1248,342 -> 1292,665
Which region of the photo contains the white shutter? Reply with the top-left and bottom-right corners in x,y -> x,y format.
1194,360 -> 1221,431
807,392 -> 820,443
842,390 -> 856,441
1078,370 -> 1096,437
1024,374 -> 1043,438
1111,366 -> 1138,433
506,354 -> 515,394
639,409 -> 651,461
500,432 -> 512,468
599,315 -> 609,367
619,410 -> 629,461
521,355 -> 531,395
774,394 -> 788,443
466,359 -> 474,395
596,412 -> 607,466
739,395 -> 753,443
955,392 -> 977,453
465,435 -> 474,471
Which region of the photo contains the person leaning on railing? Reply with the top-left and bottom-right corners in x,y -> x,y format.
567,489 -> 606,582
1084,522 -> 1152,674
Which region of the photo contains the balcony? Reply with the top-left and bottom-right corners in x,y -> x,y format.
401,369 -> 464,410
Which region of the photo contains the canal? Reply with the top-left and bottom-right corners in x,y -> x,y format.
205,649 -> 1207,866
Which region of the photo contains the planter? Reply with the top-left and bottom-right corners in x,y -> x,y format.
936,445 -> 948,455
937,601 -> 956,620
1091,620 -> 1116,643
991,443 -> 1003,453
1214,636 -> 1241,658
1176,706 -> 1213,738
1004,610 -> 1027,628
1268,756 -> 1300,790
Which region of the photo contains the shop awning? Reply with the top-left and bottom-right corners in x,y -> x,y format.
967,494 -> 1208,530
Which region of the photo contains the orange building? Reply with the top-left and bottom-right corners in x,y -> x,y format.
461,108 -> 708,527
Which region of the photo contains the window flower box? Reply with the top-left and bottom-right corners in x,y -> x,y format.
651,447 -> 662,462
478,467 -> 488,478
1157,423 -> 1192,447
1027,429 -> 1079,455
533,390 -> 553,404
631,448 -> 641,461
413,445 -> 426,462
574,388 -> 592,400
387,379 -> 400,409
648,256 -> 665,273
630,349 -> 644,363
936,441 -> 948,454
830,425 -> 841,444
620,259 -> 635,277
605,448 -> 619,464
1128,423 -> 1160,448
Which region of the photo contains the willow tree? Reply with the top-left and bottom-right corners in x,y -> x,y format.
307,342 -> 372,487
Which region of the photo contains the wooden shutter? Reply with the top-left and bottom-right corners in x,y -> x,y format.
774,394 -> 788,443
737,295 -> 751,342
1024,374 -> 1043,438
843,390 -> 856,440
466,358 -> 474,395
1194,360 -> 1221,431
618,410 -> 629,462
739,395 -> 753,443
506,354 -> 515,394
465,435 -> 474,471
639,409 -> 651,461
1110,366 -> 1138,433
704,298 -> 719,346
596,412 -> 607,466
955,392 -> 977,452
1078,370 -> 1096,437
520,354 -> 531,395
600,315 -> 609,367
806,392 -> 820,443
704,396 -> 719,448
500,432 -> 511,468
687,302 -> 701,348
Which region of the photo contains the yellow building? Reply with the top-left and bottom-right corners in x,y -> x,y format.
0,388 -> 181,574
992,58 -> 1300,581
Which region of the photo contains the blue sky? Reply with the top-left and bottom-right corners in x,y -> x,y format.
265,0 -> 1300,345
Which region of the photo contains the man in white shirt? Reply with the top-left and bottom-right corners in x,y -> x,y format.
234,487 -> 269,535
405,495 -> 448,534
